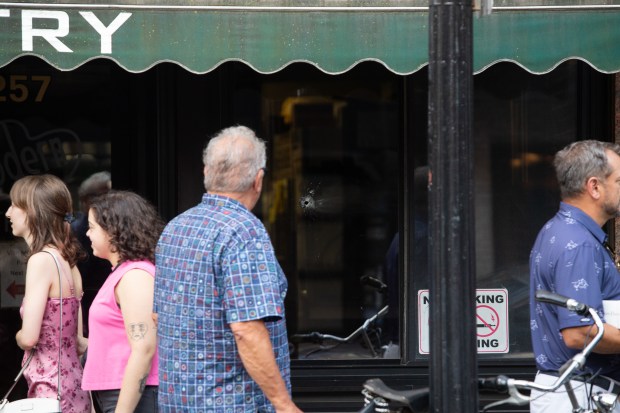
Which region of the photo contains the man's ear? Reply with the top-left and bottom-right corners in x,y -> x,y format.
254,168 -> 264,193
586,176 -> 601,199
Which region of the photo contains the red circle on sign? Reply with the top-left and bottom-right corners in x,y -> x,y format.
476,305 -> 500,338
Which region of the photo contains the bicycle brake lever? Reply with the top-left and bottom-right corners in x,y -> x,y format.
481,383 -> 530,412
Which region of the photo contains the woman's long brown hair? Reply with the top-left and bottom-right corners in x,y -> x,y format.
9,174 -> 85,266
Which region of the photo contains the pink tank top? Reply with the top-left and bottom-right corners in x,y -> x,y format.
81,260 -> 158,390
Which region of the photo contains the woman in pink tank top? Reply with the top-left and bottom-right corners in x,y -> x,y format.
5,174 -> 91,413
81,190 -> 164,413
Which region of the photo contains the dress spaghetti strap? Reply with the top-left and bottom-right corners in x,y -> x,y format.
44,250 -> 76,297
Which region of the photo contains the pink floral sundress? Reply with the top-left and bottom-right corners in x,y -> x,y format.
20,252 -> 91,413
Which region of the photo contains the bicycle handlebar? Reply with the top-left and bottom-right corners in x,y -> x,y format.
360,275 -> 388,293
478,375 -> 509,393
480,290 -> 603,411
535,289 -> 590,316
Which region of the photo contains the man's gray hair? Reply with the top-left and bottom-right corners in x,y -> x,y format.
202,125 -> 266,193
554,140 -> 620,199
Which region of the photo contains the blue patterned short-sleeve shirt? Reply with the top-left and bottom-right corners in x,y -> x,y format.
530,202 -> 620,379
154,194 -> 291,413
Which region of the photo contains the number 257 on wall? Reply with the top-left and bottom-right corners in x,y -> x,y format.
0,75 -> 51,103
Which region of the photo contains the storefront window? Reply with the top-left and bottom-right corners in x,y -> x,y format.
471,61 -> 610,360
0,57 -> 612,386
257,65 -> 402,360
0,56 -> 150,395
170,61 -> 611,362
170,62 -> 406,360
0,58 -> 111,394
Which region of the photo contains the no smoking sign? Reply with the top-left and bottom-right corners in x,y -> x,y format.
418,288 -> 509,354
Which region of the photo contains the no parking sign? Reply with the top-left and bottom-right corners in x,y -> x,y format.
418,288 -> 509,354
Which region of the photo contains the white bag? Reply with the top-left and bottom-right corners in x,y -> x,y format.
1,252 -> 66,413
0,349 -> 62,413
0,397 -> 61,413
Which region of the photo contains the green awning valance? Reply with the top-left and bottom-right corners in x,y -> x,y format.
1,2 -> 620,75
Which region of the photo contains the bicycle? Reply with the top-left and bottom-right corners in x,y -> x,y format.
290,276 -> 389,359
360,290 -> 618,413
290,305 -> 388,359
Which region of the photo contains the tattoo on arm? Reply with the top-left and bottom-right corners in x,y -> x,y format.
128,322 -> 148,341
138,375 -> 147,394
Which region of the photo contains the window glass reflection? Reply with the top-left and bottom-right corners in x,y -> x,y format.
258,69 -> 401,359
474,61 -> 595,359
0,57 -> 114,396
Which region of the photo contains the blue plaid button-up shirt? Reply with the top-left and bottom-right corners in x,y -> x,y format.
155,194 -> 291,413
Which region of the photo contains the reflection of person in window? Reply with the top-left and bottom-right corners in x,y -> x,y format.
383,166 -> 429,358
71,171 -> 112,337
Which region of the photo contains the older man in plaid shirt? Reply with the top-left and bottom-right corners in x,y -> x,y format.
154,126 -> 301,413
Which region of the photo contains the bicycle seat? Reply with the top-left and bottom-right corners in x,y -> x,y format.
363,378 -> 429,412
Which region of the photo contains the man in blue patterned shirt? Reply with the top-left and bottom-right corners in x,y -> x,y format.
530,140 -> 620,412
154,125 -> 302,413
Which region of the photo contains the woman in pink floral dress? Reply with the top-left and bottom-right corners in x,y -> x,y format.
6,174 -> 91,413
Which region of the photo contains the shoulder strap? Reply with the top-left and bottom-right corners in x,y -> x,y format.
40,250 -> 63,402
0,350 -> 35,406
46,250 -> 75,295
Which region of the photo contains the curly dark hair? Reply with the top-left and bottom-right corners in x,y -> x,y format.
88,190 -> 164,263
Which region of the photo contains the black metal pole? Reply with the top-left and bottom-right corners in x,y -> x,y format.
428,1 -> 477,412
